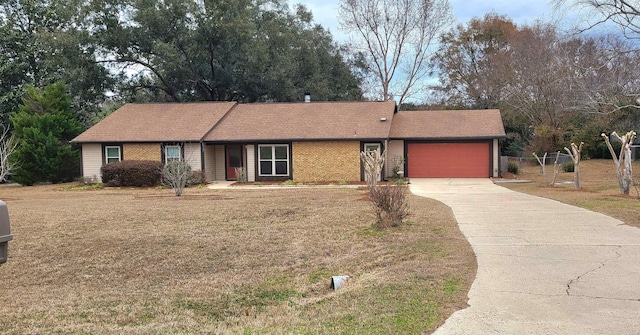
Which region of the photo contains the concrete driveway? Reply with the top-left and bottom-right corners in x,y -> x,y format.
410,179 -> 640,335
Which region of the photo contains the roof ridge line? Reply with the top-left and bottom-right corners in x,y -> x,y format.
200,102 -> 239,142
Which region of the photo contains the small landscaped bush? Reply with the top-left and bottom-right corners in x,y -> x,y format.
369,185 -> 410,229
101,160 -> 162,187
187,170 -> 206,186
392,177 -> 409,185
562,161 -> 575,172
507,161 -> 519,174
282,179 -> 296,186
235,167 -> 248,183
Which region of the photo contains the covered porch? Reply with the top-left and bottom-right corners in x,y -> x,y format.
203,143 -> 256,182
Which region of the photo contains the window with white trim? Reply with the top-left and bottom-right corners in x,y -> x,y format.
165,145 -> 182,163
364,143 -> 381,153
258,144 -> 289,176
105,146 -> 121,164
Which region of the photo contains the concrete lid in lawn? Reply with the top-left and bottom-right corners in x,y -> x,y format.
410,178 -> 640,334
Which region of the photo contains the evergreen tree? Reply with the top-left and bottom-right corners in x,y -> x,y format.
10,82 -> 84,185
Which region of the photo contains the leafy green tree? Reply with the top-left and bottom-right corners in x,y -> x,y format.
0,0 -> 115,126
10,82 -> 84,185
88,0 -> 362,102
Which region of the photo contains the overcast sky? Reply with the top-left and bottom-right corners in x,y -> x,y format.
298,0 -> 559,41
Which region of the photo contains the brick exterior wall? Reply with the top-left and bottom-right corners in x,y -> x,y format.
292,141 -> 361,182
123,143 -> 161,162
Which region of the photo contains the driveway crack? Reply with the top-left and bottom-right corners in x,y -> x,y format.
566,246 -> 622,297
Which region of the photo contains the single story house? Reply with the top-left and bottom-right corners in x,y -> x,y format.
71,101 -> 506,183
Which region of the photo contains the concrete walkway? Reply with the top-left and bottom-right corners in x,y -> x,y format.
410,179 -> 640,335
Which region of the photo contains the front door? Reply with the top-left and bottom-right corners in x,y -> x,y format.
226,145 -> 243,180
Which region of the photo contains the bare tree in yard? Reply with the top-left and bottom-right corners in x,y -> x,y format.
602,131 -> 637,195
551,152 -> 562,186
558,0 -> 640,38
234,167 -> 248,183
0,125 -> 18,183
360,149 -> 409,229
533,152 -> 563,186
533,152 -> 548,185
339,0 -> 453,107
556,1 -> 640,113
565,142 -> 584,189
433,14 -> 518,109
360,149 -> 386,189
162,161 -> 191,196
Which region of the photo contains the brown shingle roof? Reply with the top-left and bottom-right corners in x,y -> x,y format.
72,102 -> 237,143
390,109 -> 506,139
204,101 -> 397,142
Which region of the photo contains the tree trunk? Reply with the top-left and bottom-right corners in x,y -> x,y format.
564,143 -> 583,190
574,161 -> 580,189
602,131 -> 636,195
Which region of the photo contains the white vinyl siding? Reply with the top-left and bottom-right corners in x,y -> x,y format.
184,143 -> 202,171
245,144 -> 255,182
204,145 -> 216,181
82,144 -> 103,183
214,145 -> 226,181
386,140 -> 404,178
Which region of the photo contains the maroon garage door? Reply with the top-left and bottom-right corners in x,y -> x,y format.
407,142 -> 490,178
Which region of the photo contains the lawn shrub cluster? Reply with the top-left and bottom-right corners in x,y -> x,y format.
562,161 -> 575,172
507,161 -> 520,174
369,185 -> 410,229
188,170 -> 206,186
101,160 -> 162,187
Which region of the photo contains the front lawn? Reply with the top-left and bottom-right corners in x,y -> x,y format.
0,184 -> 475,334
500,159 -> 640,228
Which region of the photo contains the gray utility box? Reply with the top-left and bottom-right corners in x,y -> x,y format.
0,200 -> 12,265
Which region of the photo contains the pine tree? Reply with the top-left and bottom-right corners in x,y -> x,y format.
9,82 -> 84,185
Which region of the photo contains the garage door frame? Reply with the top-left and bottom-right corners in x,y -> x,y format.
404,140 -> 494,178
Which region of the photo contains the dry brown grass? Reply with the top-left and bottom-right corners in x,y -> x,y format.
500,159 -> 640,227
0,184 -> 475,334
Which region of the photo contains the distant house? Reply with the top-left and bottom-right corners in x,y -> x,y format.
71,101 -> 506,183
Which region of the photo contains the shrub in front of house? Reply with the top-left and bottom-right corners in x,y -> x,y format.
187,170 -> 206,186
507,161 -> 519,174
101,160 -> 162,187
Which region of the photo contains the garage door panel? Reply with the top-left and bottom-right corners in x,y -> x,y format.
408,142 -> 489,178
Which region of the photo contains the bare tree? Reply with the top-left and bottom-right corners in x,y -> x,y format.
533,151 -> 563,186
234,167 -> 247,183
602,131 -> 637,195
162,161 -> 191,196
360,148 -> 408,229
564,142 -> 584,189
339,0 -> 453,106
533,152 -> 549,185
556,1 -> 640,113
551,152 -> 562,186
433,13 -> 518,109
558,0 -> 640,39
0,125 -> 18,183
360,149 -> 386,189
